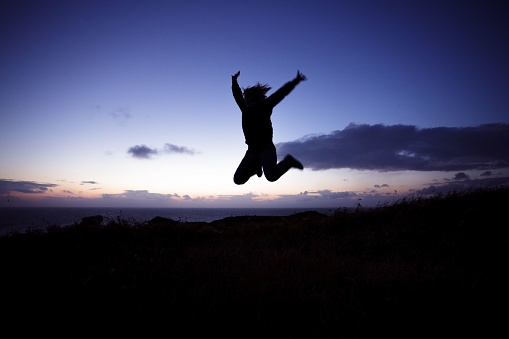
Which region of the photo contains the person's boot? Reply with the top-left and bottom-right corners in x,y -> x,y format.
284,155 -> 304,170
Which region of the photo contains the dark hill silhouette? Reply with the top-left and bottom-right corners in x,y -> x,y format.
1,187 -> 507,337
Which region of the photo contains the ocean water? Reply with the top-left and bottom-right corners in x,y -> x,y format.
0,207 -> 336,236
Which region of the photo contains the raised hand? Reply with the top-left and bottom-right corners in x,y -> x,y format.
295,70 -> 307,82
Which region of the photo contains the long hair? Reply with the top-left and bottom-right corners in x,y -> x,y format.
243,82 -> 271,102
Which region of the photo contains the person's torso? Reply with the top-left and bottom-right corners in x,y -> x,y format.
242,102 -> 273,147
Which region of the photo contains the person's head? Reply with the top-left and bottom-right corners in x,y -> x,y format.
243,82 -> 271,104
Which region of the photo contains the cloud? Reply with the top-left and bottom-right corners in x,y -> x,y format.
0,179 -> 58,195
80,181 -> 101,191
101,190 -> 181,207
276,123 -> 509,172
127,145 -> 158,159
81,181 -> 99,185
164,143 -> 197,155
128,143 -> 198,159
452,172 -> 470,181
109,106 -> 131,124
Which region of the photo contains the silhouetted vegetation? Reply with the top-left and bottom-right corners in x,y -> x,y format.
1,187 -> 507,337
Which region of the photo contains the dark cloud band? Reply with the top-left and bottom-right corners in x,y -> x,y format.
0,179 -> 57,194
277,123 -> 509,171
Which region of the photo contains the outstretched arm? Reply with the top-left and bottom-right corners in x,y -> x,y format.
266,70 -> 307,108
231,71 -> 245,109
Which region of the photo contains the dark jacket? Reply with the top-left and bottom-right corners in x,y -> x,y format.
232,77 -> 299,150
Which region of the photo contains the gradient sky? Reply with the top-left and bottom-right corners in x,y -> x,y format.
1,0 -> 508,208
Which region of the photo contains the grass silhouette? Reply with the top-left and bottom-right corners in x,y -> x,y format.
1,187 -> 507,337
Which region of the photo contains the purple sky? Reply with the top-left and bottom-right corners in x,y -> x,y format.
1,0 -> 508,208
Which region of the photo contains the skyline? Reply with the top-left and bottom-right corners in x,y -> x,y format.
1,1 -> 508,208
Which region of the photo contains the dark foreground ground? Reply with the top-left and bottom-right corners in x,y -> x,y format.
1,187 -> 508,337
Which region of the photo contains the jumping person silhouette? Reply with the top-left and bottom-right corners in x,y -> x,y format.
232,70 -> 307,185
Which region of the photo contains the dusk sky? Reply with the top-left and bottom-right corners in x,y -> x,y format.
1,0 -> 508,208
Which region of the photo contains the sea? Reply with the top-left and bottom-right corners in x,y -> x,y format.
0,207 -> 337,236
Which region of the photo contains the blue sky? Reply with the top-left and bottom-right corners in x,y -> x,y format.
1,0 -> 508,208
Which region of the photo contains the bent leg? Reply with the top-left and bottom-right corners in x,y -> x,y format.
234,150 -> 261,185
261,145 -> 303,182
